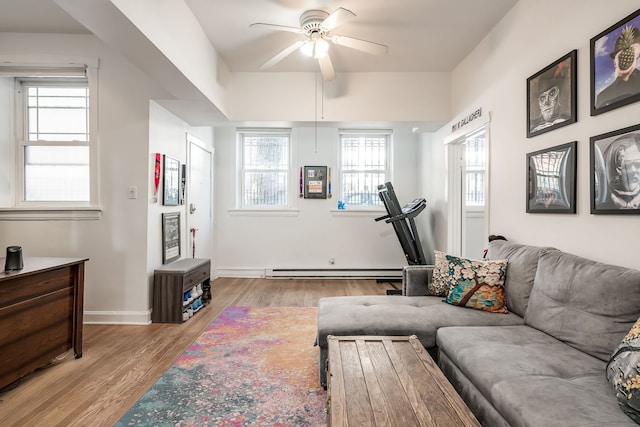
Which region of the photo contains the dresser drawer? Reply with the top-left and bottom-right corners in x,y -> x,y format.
0,267 -> 72,308
0,287 -> 74,388
184,262 -> 210,289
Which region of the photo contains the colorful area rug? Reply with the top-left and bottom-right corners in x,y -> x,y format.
115,306 -> 326,426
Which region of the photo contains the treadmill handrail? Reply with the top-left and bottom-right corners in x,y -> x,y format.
383,200 -> 426,223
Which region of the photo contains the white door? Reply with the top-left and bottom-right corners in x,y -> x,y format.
186,133 -> 213,261
448,127 -> 488,258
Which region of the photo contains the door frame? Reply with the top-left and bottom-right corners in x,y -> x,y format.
446,125 -> 491,257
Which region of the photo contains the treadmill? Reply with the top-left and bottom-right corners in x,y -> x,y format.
375,182 -> 427,294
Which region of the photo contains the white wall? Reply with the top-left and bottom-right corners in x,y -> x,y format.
430,0 -> 640,270
0,78 -> 13,207
213,125 -> 424,275
228,71 -> 451,124
109,0 -> 230,114
420,130 -> 447,259
0,33 -> 199,324
217,70 -> 447,274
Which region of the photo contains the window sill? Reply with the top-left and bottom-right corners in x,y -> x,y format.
0,207 -> 103,221
330,208 -> 386,217
228,208 -> 300,217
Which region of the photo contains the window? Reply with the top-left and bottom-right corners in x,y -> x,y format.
339,131 -> 391,208
20,83 -> 90,202
0,63 -> 98,215
464,129 -> 486,207
239,130 -> 291,208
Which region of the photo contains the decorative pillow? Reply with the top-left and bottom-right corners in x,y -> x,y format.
444,254 -> 508,313
428,250 -> 451,297
607,317 -> 640,423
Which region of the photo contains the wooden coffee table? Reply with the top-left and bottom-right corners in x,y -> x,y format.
326,335 -> 481,427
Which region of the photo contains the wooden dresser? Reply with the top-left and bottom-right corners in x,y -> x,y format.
0,257 -> 88,390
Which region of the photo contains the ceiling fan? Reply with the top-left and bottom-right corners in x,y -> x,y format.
250,7 -> 388,81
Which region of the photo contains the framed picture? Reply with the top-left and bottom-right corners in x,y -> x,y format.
163,155 -> 180,206
591,8 -> 640,116
590,123 -> 640,214
526,141 -> 577,214
162,212 -> 181,263
527,50 -> 577,138
179,163 -> 187,205
303,166 -> 327,199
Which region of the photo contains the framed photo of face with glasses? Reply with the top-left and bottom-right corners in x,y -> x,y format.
527,50 -> 577,138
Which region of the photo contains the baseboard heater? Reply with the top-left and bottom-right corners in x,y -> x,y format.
264,268 -> 402,279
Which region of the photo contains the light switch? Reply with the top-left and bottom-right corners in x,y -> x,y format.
128,186 -> 138,199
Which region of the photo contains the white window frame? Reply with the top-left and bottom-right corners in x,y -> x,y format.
338,129 -> 392,210
0,60 -> 100,220
235,128 -> 294,212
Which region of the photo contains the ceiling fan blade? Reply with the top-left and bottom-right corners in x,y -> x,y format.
321,7 -> 355,31
260,40 -> 305,69
318,54 -> 336,81
250,23 -> 303,34
329,34 -> 388,55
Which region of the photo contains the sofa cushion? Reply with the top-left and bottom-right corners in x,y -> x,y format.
525,250 -> 640,361
429,250 -> 451,296
607,317 -> 640,423
402,265 -> 433,296
444,254 -> 508,313
316,295 -> 524,350
437,325 -> 637,426
485,240 -> 555,317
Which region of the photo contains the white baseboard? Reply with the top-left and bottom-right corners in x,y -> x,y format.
214,267 -> 403,279
84,310 -> 152,325
266,268 -> 403,279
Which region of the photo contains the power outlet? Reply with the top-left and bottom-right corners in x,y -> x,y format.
128,186 -> 138,199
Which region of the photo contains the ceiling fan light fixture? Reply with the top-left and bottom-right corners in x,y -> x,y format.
300,40 -> 314,57
252,7 -> 387,81
314,39 -> 329,58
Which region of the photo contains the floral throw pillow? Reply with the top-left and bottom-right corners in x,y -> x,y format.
607,317 -> 640,423
444,254 -> 508,313
428,250 -> 451,297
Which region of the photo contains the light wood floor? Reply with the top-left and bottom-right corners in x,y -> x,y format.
0,277 -> 393,427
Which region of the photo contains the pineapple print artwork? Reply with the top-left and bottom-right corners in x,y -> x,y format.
594,18 -> 640,110
615,26 -> 640,74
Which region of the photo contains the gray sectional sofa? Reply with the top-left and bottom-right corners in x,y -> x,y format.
316,240 -> 640,426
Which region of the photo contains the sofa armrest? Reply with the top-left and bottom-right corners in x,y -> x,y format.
402,265 -> 434,296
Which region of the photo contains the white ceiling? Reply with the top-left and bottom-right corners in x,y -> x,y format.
0,0 -> 518,74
